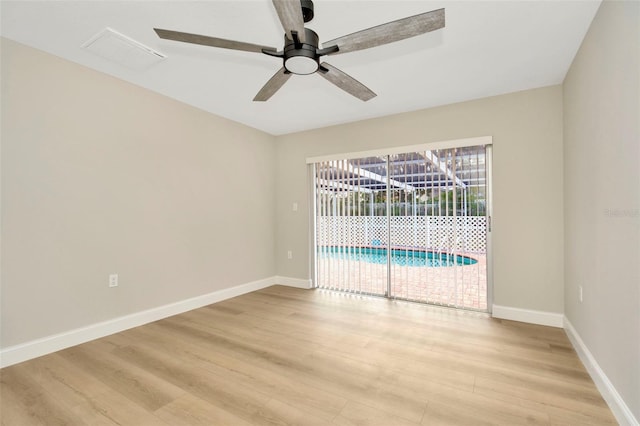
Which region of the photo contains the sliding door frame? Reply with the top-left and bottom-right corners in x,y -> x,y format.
485,145 -> 493,313
308,136 -> 493,312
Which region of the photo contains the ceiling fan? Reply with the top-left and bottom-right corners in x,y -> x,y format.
154,0 -> 445,102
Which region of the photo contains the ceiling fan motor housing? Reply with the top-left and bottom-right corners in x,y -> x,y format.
283,28 -> 320,75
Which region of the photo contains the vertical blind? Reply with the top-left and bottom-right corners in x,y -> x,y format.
314,145 -> 489,311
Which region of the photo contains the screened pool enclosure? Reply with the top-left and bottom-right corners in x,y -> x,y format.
313,144 -> 490,311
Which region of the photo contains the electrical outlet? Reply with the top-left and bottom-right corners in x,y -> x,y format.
287,250 -> 293,260
292,202 -> 298,212
109,274 -> 119,288
579,286 -> 583,303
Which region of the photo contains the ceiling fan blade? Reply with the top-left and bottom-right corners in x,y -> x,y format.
254,67 -> 292,101
322,8 -> 444,55
154,28 -> 277,54
318,62 -> 376,101
272,0 -> 306,42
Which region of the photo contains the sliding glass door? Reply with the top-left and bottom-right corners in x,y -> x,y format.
313,144 -> 490,311
315,157 -> 388,296
386,147 -> 488,309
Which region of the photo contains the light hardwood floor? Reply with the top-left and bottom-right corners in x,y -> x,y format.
1,286 -> 617,425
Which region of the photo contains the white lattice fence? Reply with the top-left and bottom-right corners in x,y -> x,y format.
317,216 -> 487,252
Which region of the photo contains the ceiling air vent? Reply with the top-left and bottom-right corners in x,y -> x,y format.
82,27 -> 166,70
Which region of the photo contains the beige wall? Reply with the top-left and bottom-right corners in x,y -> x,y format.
276,85 -> 564,313
1,39 -> 277,347
563,0 -> 640,420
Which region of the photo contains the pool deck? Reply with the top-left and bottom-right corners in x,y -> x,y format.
316,253 -> 487,310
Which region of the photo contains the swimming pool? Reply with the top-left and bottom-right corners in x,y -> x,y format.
318,246 -> 477,267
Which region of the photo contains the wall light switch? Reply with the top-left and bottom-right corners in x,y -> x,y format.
292,202 -> 298,212
109,274 -> 119,287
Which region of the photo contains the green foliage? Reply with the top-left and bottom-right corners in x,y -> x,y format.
318,188 -> 486,217
433,189 -> 485,216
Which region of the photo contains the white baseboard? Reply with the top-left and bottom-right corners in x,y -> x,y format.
274,276 -> 313,289
492,304 -> 564,328
564,318 -> 639,426
1,276 -> 296,369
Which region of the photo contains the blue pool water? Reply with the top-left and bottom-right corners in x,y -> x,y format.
318,246 -> 477,267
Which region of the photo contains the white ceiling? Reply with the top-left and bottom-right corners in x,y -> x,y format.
1,0 -> 600,135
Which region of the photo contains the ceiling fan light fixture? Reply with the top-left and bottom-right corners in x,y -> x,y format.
282,27 -> 320,75
285,55 -> 318,75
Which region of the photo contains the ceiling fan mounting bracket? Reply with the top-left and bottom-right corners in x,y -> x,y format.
301,0 -> 314,23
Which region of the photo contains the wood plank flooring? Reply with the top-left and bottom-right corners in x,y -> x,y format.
1,286 -> 617,425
